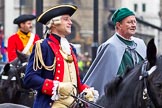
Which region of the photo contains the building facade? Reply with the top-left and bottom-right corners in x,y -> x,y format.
0,0 -> 162,56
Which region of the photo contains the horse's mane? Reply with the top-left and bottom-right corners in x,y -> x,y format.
104,76 -> 122,97
104,66 -> 132,97
104,63 -> 142,97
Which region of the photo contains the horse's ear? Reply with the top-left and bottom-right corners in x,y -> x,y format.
147,38 -> 157,67
3,63 -> 10,72
16,50 -> 22,56
16,50 -> 29,63
16,50 -> 21,59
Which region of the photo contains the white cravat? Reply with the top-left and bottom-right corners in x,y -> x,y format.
60,37 -> 71,55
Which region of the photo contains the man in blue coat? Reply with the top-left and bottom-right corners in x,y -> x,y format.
83,8 -> 146,97
24,4 -> 99,108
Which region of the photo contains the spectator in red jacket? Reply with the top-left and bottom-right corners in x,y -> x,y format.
7,14 -> 40,62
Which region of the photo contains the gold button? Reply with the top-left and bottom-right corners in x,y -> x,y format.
44,90 -> 47,93
56,77 -> 59,79
58,64 -> 60,67
46,83 -> 48,86
58,70 -> 60,73
57,58 -> 60,60
49,102 -> 52,106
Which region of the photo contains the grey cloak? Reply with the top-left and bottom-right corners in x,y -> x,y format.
83,34 -> 146,97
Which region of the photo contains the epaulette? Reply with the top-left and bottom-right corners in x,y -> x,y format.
35,39 -> 44,44
33,39 -> 56,71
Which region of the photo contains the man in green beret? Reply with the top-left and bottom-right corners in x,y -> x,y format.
83,7 -> 146,97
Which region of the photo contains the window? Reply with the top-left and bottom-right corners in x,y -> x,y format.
103,0 -> 108,9
58,0 -> 75,4
58,0 -> 81,8
134,4 -> 138,12
20,0 -> 26,6
142,3 -> 146,12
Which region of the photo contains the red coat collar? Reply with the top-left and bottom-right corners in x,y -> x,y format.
49,34 -> 60,45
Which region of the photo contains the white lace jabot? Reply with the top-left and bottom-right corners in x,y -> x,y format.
60,37 -> 71,55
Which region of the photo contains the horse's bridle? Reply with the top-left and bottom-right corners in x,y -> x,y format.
139,60 -> 157,108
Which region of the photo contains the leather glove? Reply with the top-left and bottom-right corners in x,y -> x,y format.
58,82 -> 74,97
81,87 -> 99,102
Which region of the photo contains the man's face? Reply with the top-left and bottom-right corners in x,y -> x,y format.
117,15 -> 137,39
20,21 -> 33,33
54,15 -> 72,37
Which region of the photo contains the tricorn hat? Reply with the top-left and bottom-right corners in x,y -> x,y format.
37,4 -> 77,25
13,14 -> 36,24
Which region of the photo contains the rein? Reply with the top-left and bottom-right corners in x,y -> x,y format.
139,60 -> 157,108
71,85 -> 104,108
71,94 -> 104,108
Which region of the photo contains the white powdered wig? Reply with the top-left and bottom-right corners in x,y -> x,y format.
46,16 -> 62,28
43,16 -> 62,38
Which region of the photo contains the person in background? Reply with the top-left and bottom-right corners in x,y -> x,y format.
24,4 -> 98,108
83,7 -> 146,97
0,27 -> 7,62
1,40 -> 7,62
78,54 -> 85,80
7,14 -> 40,62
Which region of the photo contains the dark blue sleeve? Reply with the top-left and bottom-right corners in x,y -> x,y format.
23,40 -> 55,91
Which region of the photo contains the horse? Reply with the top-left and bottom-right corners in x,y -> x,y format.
0,103 -> 30,108
0,50 -> 35,107
94,39 -> 162,108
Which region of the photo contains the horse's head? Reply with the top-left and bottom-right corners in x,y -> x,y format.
147,55 -> 162,108
0,51 -> 34,106
125,38 -> 162,108
144,39 -> 162,108
0,60 -> 28,102
0,50 -> 29,102
1,50 -> 29,83
0,63 -> 20,102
